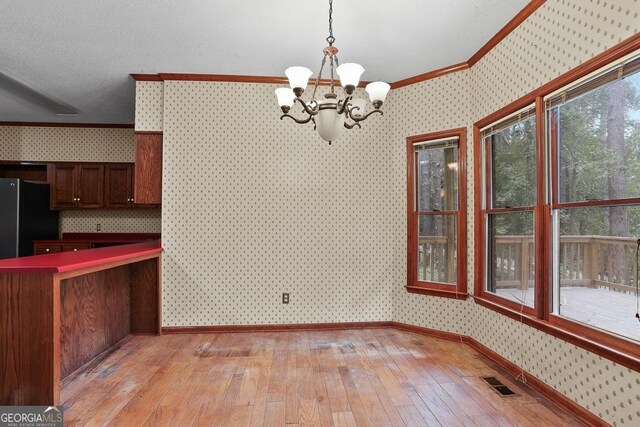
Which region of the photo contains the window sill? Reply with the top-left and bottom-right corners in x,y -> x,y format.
406,286 -> 468,300
472,295 -> 640,371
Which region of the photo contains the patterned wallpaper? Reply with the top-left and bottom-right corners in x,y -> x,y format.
472,0 -> 640,119
136,0 -> 640,424
391,0 -> 640,425
135,81 -> 164,131
0,126 -> 135,162
161,82 -> 397,326
59,210 -> 161,234
0,126 -> 161,234
388,70 -> 474,337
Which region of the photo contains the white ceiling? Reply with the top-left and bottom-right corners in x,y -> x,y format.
0,0 -> 529,124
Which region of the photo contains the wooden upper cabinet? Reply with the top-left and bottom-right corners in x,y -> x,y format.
104,163 -> 133,208
42,161 -> 158,210
49,163 -> 77,208
49,163 -> 104,209
77,164 -> 104,208
134,133 -> 162,204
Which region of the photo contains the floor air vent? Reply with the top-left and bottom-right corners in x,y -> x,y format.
482,376 -> 516,396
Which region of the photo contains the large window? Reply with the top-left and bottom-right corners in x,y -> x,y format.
548,57 -> 640,343
474,45 -> 640,368
407,129 -> 467,299
481,108 -> 540,311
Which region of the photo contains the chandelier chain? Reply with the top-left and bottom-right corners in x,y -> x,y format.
326,0 -> 335,46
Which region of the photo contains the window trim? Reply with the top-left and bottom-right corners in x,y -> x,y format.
474,100 -> 546,318
406,128 -> 467,300
473,34 -> 640,371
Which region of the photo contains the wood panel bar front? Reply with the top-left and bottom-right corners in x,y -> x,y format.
60,266 -> 132,379
0,241 -> 162,406
0,272 -> 58,405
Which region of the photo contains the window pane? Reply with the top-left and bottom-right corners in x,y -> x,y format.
556,205 -> 640,342
487,211 -> 535,306
490,116 -> 537,208
418,215 -> 457,284
556,71 -> 640,203
416,145 -> 458,211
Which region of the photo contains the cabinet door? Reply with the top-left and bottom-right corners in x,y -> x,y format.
104,164 -> 133,208
77,164 -> 104,208
49,164 -> 77,209
134,133 -> 162,204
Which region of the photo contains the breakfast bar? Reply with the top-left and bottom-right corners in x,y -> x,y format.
0,240 -> 162,406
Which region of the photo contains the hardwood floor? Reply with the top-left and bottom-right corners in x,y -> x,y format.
60,328 -> 584,426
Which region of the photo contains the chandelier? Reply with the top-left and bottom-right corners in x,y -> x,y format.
275,0 -> 390,144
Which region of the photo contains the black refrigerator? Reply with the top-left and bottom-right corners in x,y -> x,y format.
0,178 -> 59,259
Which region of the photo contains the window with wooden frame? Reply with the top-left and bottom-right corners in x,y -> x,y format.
547,53 -> 640,344
474,38 -> 640,370
476,105 -> 544,316
406,128 -> 467,299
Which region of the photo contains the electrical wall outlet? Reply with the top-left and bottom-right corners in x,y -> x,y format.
282,293 -> 289,304
96,223 -> 101,231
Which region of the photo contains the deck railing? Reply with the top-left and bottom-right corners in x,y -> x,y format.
418,235 -> 638,293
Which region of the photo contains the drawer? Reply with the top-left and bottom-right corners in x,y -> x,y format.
34,244 -> 63,255
61,243 -> 93,252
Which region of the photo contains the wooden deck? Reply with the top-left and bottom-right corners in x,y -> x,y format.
60,328 -> 585,426
496,287 -> 640,341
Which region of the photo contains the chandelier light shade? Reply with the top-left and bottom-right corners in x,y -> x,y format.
275,0 -> 390,144
365,81 -> 391,107
285,67 -> 313,93
275,88 -> 296,112
336,63 -> 365,93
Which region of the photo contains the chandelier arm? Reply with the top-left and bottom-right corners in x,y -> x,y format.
280,113 -> 314,125
349,109 -> 383,123
293,97 -> 320,116
344,121 -> 362,130
336,94 -> 352,115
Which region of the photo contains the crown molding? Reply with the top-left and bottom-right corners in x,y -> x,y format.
129,74 -> 163,81
391,62 -> 470,89
467,0 -> 546,67
131,73 -> 370,88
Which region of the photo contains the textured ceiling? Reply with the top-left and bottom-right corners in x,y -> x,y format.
0,0 -> 529,124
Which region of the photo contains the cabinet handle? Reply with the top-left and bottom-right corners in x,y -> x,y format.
73,249 -> 78,251
45,248 -> 50,252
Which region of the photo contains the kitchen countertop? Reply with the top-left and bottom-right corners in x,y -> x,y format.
0,240 -> 162,273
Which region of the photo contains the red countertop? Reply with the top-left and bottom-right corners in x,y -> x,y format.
0,240 -> 162,274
